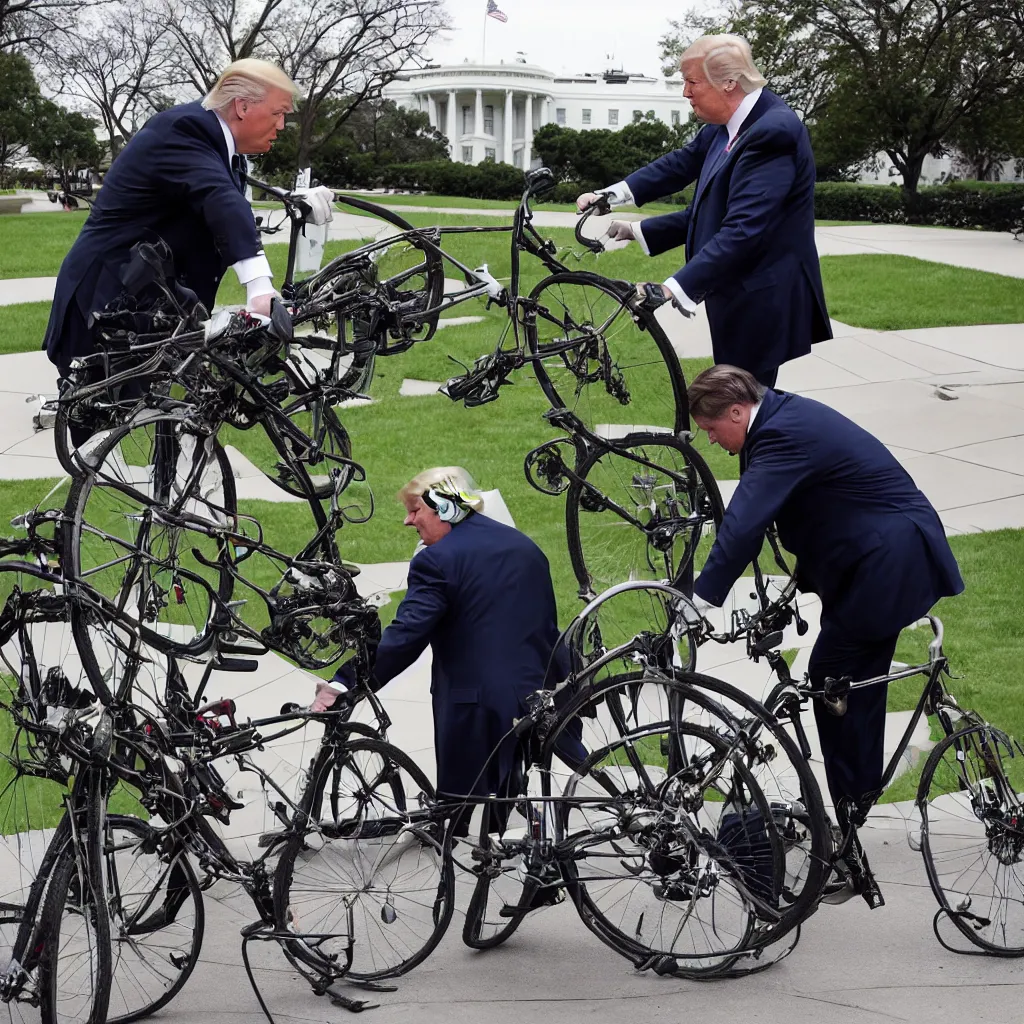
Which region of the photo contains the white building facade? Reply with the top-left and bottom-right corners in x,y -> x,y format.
384,62 -> 689,167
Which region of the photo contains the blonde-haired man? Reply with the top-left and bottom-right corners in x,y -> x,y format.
45,59 -> 302,380
577,33 -> 831,388
313,466 -> 585,830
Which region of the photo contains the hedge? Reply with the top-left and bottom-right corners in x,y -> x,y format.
336,160 -> 1023,229
815,181 -> 1024,230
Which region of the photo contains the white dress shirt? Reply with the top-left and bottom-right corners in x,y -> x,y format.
213,113 -> 274,304
604,87 -> 764,315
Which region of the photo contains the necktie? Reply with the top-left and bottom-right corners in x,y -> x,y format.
231,154 -> 247,194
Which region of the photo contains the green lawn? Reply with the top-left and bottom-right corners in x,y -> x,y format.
820,254 -> 1024,330
882,528 -> 1024,801
0,210 -> 88,278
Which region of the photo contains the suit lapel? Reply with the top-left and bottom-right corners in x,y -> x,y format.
691,90 -> 778,210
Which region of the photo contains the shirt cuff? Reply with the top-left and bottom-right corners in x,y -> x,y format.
232,252 -> 273,286
245,276 -> 275,305
603,181 -> 634,206
632,220 -> 651,256
663,276 -> 698,314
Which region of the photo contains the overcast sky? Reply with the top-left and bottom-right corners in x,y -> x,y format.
424,0 -> 694,78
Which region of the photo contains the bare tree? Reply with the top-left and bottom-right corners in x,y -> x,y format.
266,0 -> 448,168
1,0 -> 90,51
161,0 -> 447,169
41,5 -> 183,156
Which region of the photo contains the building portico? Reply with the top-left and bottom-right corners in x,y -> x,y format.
388,64 -> 557,168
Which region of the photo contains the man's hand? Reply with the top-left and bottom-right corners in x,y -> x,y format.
576,191 -> 600,213
246,292 -> 274,318
295,185 -> 335,226
605,220 -> 636,242
310,681 -> 346,713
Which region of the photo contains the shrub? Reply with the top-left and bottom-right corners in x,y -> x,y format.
813,182 -> 906,222
813,180 -> 1024,230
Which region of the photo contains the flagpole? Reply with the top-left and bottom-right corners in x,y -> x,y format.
482,5 -> 488,64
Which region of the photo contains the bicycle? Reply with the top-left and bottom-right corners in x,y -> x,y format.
695,567 -> 1024,956
273,581 -> 830,982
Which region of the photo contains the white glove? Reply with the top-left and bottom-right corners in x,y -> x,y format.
679,594 -> 716,628
605,220 -> 636,242
295,185 -> 335,226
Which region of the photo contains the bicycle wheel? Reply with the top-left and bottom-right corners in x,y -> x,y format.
527,272 -> 688,438
551,714 -> 773,974
544,671 -> 829,964
38,778 -> 110,1024
566,433 -> 723,600
63,414 -> 236,679
919,723 -> 1024,956
273,738 -> 453,981
103,816 -> 204,1024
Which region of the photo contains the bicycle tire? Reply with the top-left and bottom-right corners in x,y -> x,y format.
918,723 -> 1024,957
566,432 -> 724,599
104,816 -> 205,1024
543,671 -> 829,962
38,775 -> 111,1024
527,271 -> 689,437
273,737 -> 453,981
63,414 -> 236,683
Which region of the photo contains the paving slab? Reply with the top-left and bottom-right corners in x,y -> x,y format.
895,453 -> 1024,511
812,334 -> 941,383
894,324 -> 1024,370
776,352 -> 871,391
942,435 -> 1024,477
940,494 -> 1024,534
399,378 -> 443,396
0,276 -> 57,305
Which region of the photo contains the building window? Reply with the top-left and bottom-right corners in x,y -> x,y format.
484,105 -> 494,134
556,107 -> 566,125
462,146 -> 473,163
513,148 -> 523,168
671,109 -> 680,126
608,109 -> 619,126
462,105 -> 471,133
582,108 -> 591,125
484,147 -> 496,162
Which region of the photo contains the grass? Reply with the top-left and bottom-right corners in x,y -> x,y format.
0,211 -> 88,278
880,528 -> 1024,802
819,254 -> 1024,330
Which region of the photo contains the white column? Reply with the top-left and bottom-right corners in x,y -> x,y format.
474,88 -> 484,146
445,89 -> 457,157
503,89 -> 514,163
427,93 -> 438,130
541,96 -> 551,126
524,93 -> 534,168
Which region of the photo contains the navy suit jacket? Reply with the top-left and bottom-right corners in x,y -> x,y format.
342,513 -> 583,796
43,101 -> 261,368
625,91 -> 831,378
693,390 -> 964,638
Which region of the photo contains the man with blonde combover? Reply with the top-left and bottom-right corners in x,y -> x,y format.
577,35 -> 831,387
313,466 -> 585,825
44,59 -> 334,377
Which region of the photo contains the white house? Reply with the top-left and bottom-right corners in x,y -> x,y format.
383,61 -> 690,167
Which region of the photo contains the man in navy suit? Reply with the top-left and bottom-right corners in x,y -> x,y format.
577,35 -> 831,387
43,58 -> 316,377
313,467 -> 584,818
686,365 -> 963,823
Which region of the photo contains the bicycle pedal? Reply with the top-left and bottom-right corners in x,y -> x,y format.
861,883 -> 886,910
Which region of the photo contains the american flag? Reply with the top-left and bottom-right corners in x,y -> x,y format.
486,0 -> 508,22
